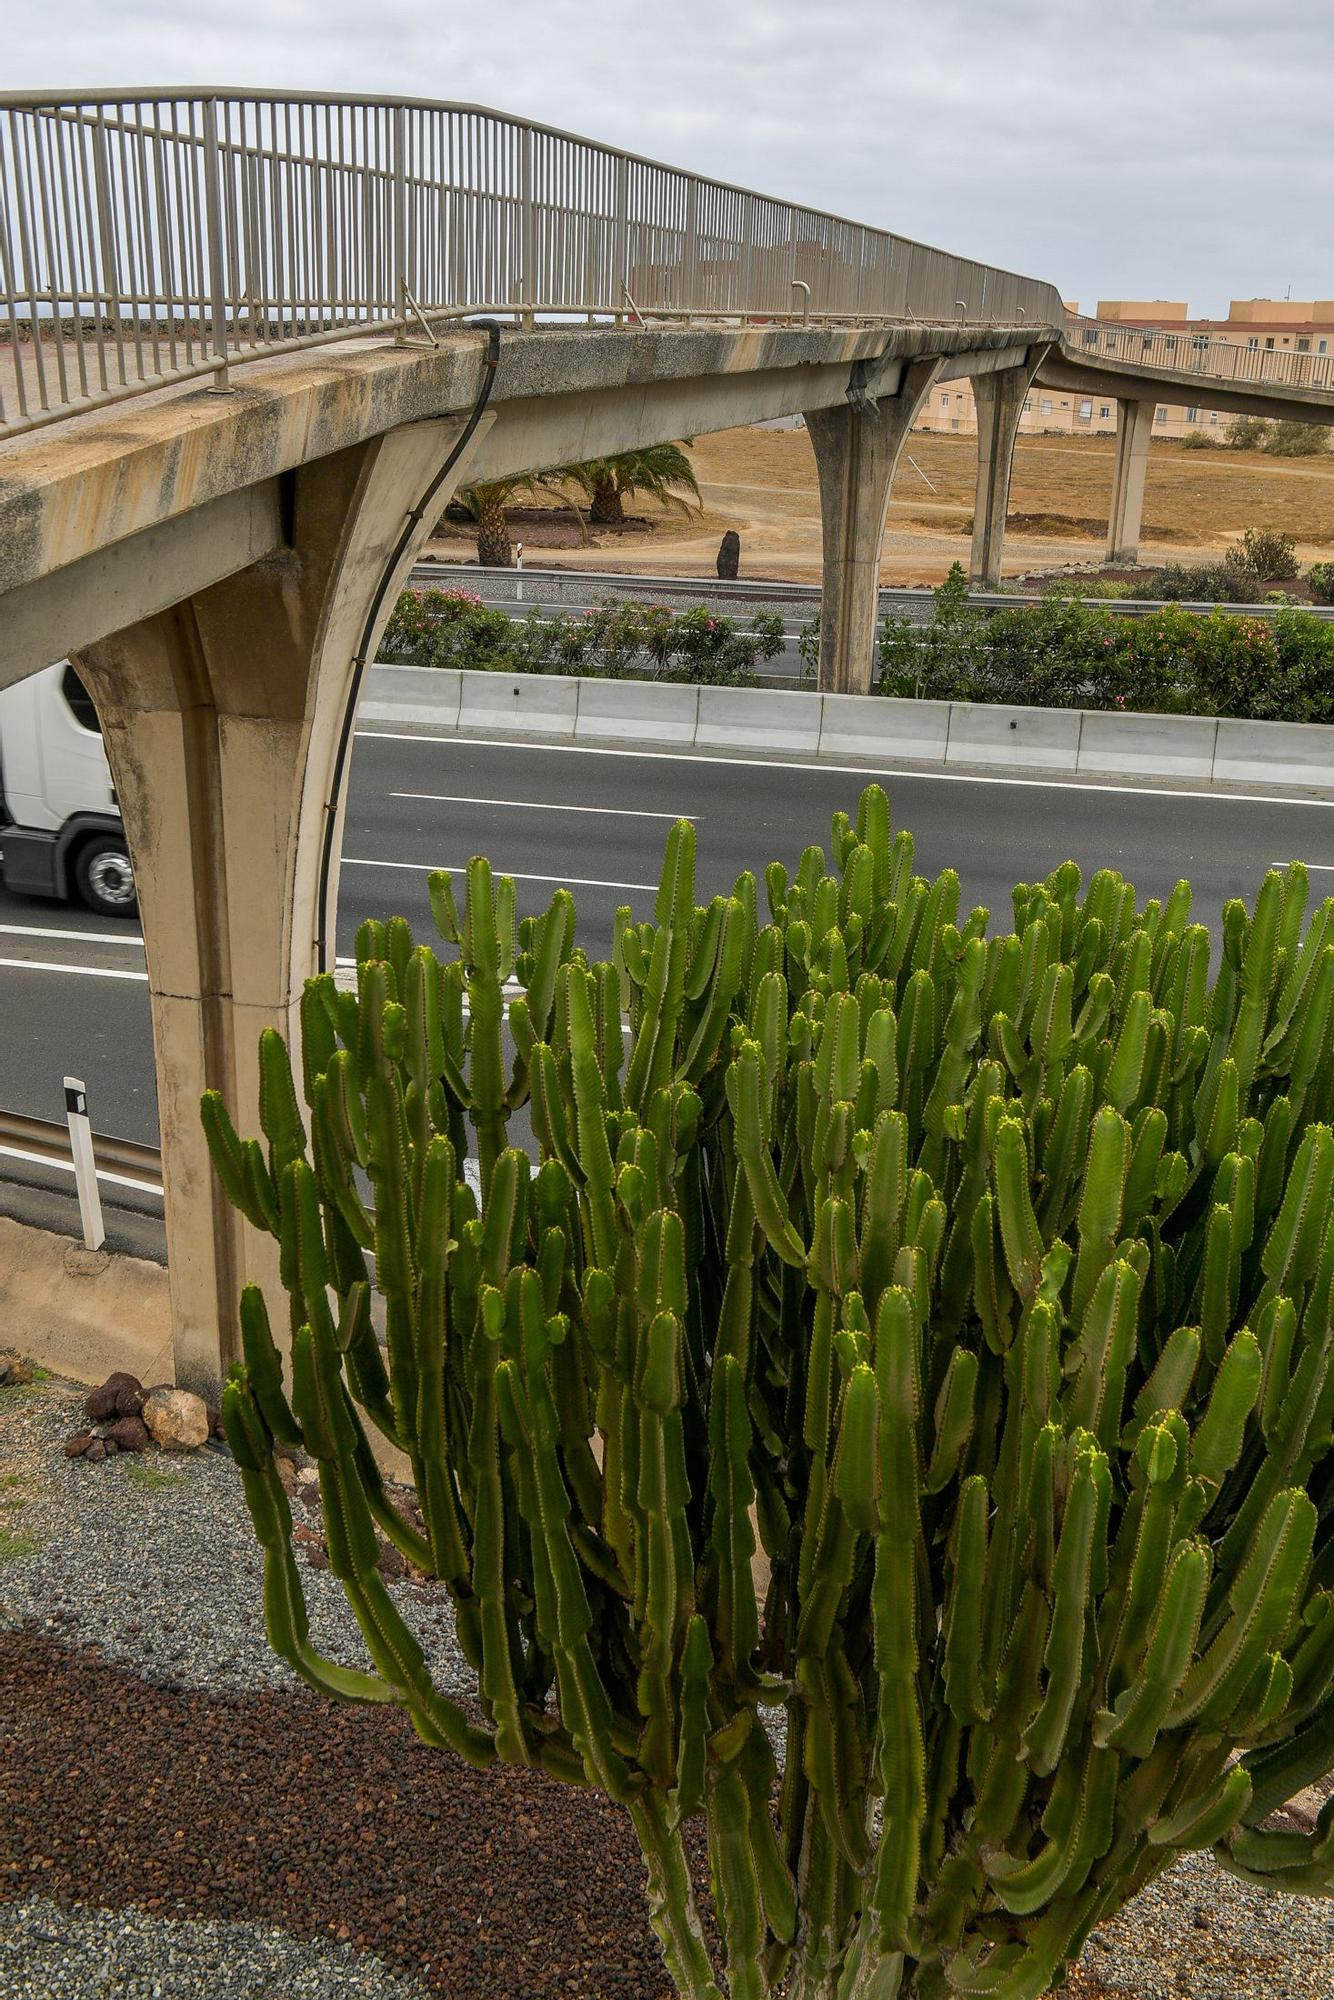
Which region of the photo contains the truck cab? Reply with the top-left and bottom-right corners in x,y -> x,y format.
0,663 -> 137,918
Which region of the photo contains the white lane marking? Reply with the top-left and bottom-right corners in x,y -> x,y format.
390,791 -> 690,821
344,857 -> 659,893
0,955 -> 148,982
0,921 -> 144,947
0,1143 -> 162,1197
357,730 -> 1334,810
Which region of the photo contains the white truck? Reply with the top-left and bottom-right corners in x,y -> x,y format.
0,663 -> 137,918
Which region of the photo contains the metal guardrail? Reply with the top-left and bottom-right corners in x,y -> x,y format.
0,1107 -> 163,1195
0,88 -> 1068,438
1064,318 -> 1334,396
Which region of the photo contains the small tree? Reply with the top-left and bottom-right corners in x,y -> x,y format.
1265,420 -> 1331,458
1224,414 -> 1270,451
1236,526 -> 1299,581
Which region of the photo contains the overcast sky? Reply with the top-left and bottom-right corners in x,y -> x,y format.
8,1 -> 1331,318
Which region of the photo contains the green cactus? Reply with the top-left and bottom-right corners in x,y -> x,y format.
205,802 -> 1334,2000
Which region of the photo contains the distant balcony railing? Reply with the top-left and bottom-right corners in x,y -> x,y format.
0,88 -> 1068,439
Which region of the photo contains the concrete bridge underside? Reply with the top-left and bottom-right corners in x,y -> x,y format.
3,318 -> 1333,1387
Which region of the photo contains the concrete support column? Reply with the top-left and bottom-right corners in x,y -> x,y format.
77,414 -> 491,1394
1106,398 -> 1156,565
805,359 -> 943,694
969,363 -> 1037,591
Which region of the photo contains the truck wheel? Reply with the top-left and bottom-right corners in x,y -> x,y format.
74,837 -> 138,918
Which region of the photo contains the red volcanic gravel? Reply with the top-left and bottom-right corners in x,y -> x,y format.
0,1627 -> 698,1998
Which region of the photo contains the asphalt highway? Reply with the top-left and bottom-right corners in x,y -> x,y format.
2,728 -> 1332,1185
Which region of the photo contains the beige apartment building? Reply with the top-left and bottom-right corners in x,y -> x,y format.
916,299 -> 1334,443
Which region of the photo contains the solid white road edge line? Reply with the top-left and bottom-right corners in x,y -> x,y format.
0,957 -> 148,982
390,792 -> 692,820
0,1143 -> 162,1196
357,730 -> 1334,810
0,922 -> 144,947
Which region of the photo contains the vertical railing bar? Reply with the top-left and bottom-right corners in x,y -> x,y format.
51,109 -> 90,399
200,95 -> 229,385
112,109 -> 146,385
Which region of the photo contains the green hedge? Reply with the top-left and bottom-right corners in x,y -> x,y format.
380,579 -> 1334,724
380,586 -> 785,685
878,570 -> 1334,724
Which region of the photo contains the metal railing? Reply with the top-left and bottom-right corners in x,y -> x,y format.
0,87 -> 1068,439
0,1105 -> 163,1197
1064,317 -> 1334,396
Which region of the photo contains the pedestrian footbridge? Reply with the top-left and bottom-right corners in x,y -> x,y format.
1,89 -> 1328,1385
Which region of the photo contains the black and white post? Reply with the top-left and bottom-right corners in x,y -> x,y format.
64,1077 -> 105,1252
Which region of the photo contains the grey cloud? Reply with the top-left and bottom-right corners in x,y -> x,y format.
7,0 -> 1332,315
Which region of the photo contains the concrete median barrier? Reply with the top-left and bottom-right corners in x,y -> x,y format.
575,678 -> 701,744
945,702 -> 1084,772
818,694 -> 950,765
1077,710 -> 1218,782
457,669 -> 579,738
360,665 -> 462,727
696,685 -> 823,755
1212,718 -> 1334,789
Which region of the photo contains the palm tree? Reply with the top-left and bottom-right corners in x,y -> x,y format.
454,472 -> 572,567
566,441 -> 702,528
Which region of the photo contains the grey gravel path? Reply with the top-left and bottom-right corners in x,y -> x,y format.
0,1896 -> 428,2000
0,1381 -> 471,1703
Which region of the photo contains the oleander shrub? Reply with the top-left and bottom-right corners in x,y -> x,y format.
207,790 -> 1334,1999
378,589 -> 782,685
874,575 -> 1334,723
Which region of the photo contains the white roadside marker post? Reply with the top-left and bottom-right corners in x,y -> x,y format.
64,1076 -> 105,1252
515,541 -> 524,603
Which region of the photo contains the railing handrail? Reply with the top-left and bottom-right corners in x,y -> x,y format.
0,87 -> 1054,286
0,87 -> 1066,441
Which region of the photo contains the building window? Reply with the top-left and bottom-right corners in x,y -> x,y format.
1023,397 -> 1032,412
1186,406 -> 1198,421
1078,399 -> 1093,421
956,392 -> 964,402
1298,338 -> 1311,352
1247,337 -> 1259,350
1099,404 -> 1111,418
1165,335 -> 1178,350
950,418 -> 960,431
1209,412 -> 1219,425
1320,340 -> 1329,355
940,393 -> 949,408
1265,337 -> 1275,349
1084,329 -> 1098,346
1040,398 -> 1052,416
1155,408 -> 1167,424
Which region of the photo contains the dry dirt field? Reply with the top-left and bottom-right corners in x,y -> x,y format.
428,428 -> 1334,585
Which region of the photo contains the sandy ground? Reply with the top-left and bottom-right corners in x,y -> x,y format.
430,428 -> 1334,585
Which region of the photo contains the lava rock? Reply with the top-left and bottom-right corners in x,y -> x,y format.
105,1414 -> 151,1454
84,1372 -> 144,1422
84,1439 -> 106,1463
0,1350 -> 34,1386
141,1387 -> 210,1451
716,528 -> 741,579
63,1432 -> 93,1458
